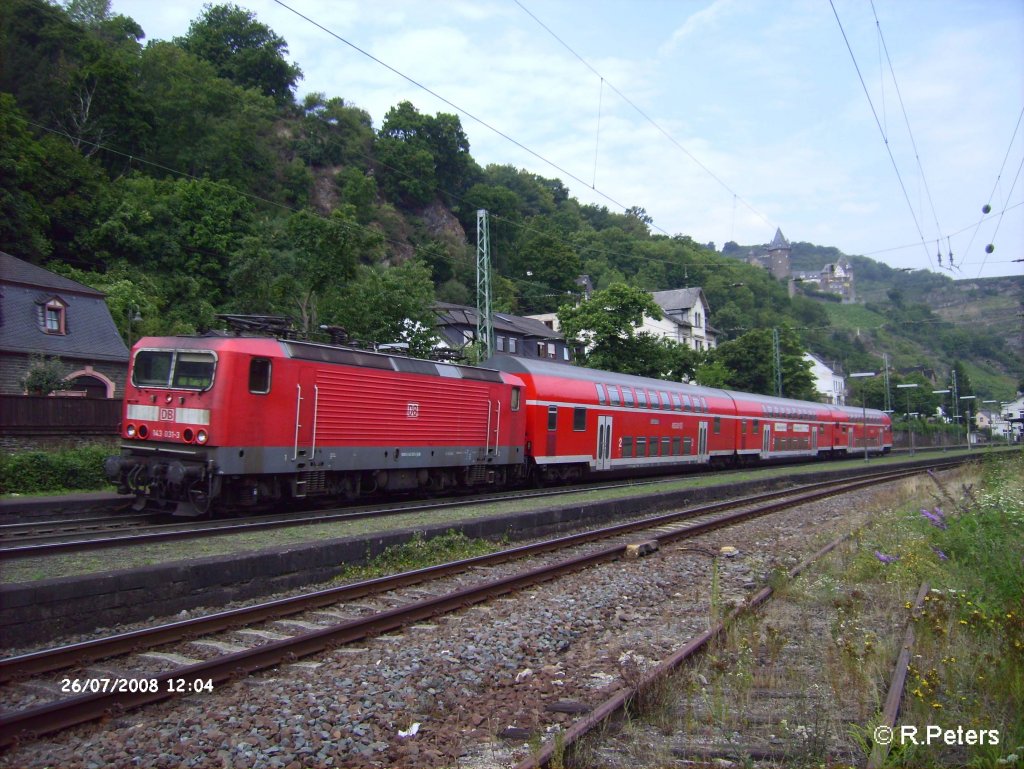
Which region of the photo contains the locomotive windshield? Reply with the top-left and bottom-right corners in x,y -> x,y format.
133,350 -> 216,390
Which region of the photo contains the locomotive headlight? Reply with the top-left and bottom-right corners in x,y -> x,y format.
196,430 -> 209,445
126,424 -> 136,438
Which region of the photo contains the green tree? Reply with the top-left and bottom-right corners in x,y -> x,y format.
278,207 -> 381,335
0,94 -> 106,263
710,327 -> 815,399
375,101 -> 475,208
558,283 -> 669,376
20,354 -> 71,395
295,93 -> 374,167
175,3 -> 301,105
325,259 -> 438,355
137,42 -> 278,194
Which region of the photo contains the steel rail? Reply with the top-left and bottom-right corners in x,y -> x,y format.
0,464 -> 953,749
866,581 -> 930,769
0,474 -> 696,559
515,533 -> 858,769
0,464 -> 940,684
0,454 -> 972,559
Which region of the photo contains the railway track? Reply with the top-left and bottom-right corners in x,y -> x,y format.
0,477 -> 677,559
0,462 -> 949,751
0,454 -> 970,560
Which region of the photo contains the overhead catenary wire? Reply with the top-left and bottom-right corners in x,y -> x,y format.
511,0 -> 774,231
271,0 -> 647,234
870,0 -> 946,266
829,0 -> 933,270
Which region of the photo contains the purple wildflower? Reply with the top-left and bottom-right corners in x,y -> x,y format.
921,508 -> 948,530
931,547 -> 949,561
875,550 -> 899,564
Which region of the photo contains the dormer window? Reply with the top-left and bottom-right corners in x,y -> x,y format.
41,297 -> 68,335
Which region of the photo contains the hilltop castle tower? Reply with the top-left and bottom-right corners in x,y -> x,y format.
765,227 -> 791,280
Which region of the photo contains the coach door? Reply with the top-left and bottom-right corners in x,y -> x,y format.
596,415 -> 613,471
762,425 -> 772,456
698,421 -> 709,458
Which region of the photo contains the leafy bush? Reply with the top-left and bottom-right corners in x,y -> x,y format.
0,444 -> 111,494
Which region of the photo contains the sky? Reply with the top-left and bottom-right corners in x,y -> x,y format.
107,0 -> 1024,280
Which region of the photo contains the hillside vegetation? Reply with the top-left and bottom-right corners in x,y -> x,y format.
1,0 -> 1020,406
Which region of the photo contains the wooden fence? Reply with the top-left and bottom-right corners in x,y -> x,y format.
0,395 -> 120,435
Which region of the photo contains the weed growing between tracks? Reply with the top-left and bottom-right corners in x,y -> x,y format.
569,456 -> 1022,769
328,530 -> 504,585
866,452 -> 1023,768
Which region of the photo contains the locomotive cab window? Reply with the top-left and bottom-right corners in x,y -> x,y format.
249,358 -> 272,394
133,350 -> 216,390
511,387 -> 521,411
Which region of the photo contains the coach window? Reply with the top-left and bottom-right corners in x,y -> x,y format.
573,407 -> 587,431
622,388 -> 635,407
661,437 -> 670,455
547,405 -> 558,431
636,437 -> 647,456
671,393 -> 681,411
683,436 -> 693,454
682,395 -> 692,412
596,383 -> 607,405
622,436 -> 634,458
249,358 -> 272,394
741,418 -> 747,435
671,436 -> 681,455
753,419 -> 760,434
714,416 -> 721,434
511,387 -> 521,411
649,436 -> 659,457
660,392 -> 671,410
636,390 -> 648,408
608,386 -> 621,406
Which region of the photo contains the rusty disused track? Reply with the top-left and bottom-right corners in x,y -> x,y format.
0,462 -> 960,750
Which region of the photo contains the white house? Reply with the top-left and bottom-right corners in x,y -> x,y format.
645,288 -> 718,351
804,352 -> 845,405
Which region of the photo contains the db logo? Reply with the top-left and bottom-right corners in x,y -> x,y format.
406,402 -> 420,418
159,408 -> 176,421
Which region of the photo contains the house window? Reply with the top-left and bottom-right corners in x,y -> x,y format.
496,336 -> 506,352
43,299 -> 67,335
509,338 -> 518,354
537,342 -> 546,357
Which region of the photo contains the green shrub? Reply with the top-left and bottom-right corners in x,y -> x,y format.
0,444 -> 112,495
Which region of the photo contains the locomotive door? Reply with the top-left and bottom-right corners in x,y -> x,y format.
595,415 -> 613,471
292,373 -> 320,464
698,421 -> 708,457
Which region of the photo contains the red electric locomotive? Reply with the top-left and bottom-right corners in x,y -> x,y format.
105,335 -> 528,515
